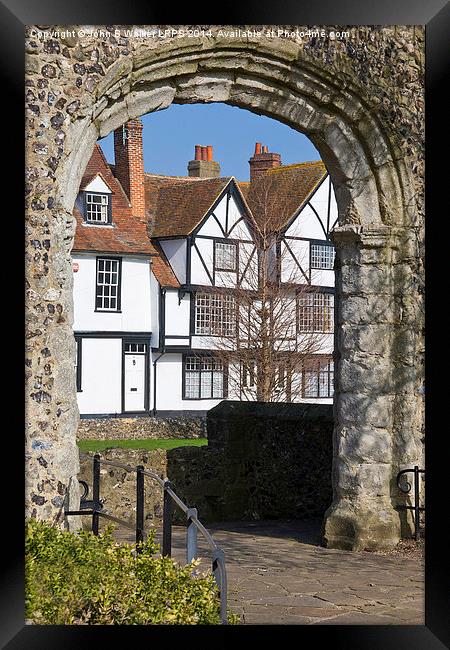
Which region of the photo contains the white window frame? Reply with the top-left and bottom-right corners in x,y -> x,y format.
85,192 -> 110,224
95,257 -> 121,312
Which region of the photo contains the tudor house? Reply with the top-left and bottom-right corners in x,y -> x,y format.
72,119 -> 338,418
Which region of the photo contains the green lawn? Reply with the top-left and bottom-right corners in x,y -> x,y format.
77,438 -> 208,453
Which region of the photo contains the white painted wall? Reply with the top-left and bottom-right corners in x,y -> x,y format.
309,268 -> 335,288
191,237 -> 214,285
73,254 -> 152,332
285,176 -> 338,240
196,211 -> 224,237
281,239 -> 310,284
150,270 -> 160,345
77,338 -> 122,415
159,239 -> 187,284
84,175 -> 112,194
165,290 -> 190,336
228,194 -> 251,238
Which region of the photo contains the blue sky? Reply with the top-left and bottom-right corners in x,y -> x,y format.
98,103 -> 320,182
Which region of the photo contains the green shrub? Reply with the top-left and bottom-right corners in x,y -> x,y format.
25,518 -> 238,625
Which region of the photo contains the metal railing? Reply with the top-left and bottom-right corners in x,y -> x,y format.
396,465 -> 425,541
65,452 -> 228,624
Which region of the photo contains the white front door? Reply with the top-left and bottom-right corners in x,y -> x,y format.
124,343 -> 147,412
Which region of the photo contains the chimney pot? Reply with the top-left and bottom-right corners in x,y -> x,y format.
249,144 -> 281,182
188,145 -> 221,178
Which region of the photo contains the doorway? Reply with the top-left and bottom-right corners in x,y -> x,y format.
122,341 -> 149,413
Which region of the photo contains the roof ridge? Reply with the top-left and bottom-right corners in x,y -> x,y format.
144,172 -> 233,182
267,160 -> 326,173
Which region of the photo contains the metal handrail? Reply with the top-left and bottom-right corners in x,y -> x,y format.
396,465 -> 425,541
66,451 -> 228,624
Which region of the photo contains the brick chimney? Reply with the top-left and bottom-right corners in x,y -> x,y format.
249,142 -> 281,182
188,145 -> 221,178
113,119 -> 146,219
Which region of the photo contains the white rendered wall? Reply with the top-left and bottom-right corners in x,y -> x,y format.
84,176 -> 112,194
191,237 -> 213,285
77,338 -> 122,414
165,290 -> 190,336
73,254 -> 152,332
285,176 -> 338,240
159,239 -> 187,284
281,239 -> 310,284
150,270 -> 160,345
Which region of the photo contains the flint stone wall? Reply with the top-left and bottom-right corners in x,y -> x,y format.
79,402 -> 333,528
77,416 -> 205,440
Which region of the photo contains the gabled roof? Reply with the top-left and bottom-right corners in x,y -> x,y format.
80,171 -> 114,193
145,174 -> 235,237
240,161 -> 327,233
73,145 -> 155,255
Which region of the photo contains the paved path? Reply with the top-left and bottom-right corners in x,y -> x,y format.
113,519 -> 424,625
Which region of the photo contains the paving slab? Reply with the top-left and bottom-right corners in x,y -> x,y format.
111,518 -> 424,626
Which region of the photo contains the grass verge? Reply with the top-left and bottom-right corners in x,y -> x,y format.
77,438 -> 208,453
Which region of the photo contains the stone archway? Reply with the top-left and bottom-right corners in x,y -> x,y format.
25,26 -> 424,550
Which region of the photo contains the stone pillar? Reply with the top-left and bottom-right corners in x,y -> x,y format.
25,208 -> 81,530
323,224 -> 422,550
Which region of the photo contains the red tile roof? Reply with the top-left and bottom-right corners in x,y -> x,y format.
145,162 -> 327,239
150,241 -> 179,288
145,174 -> 234,237
241,161 -> 327,233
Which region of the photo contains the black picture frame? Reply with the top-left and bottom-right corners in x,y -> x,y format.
10,0 -> 447,647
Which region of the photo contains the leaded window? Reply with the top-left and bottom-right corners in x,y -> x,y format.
303,358 -> 334,398
184,356 -> 225,399
310,243 -> 335,269
194,292 -> 236,336
85,192 -> 110,224
95,257 -> 121,311
298,292 -> 334,332
215,241 -> 237,272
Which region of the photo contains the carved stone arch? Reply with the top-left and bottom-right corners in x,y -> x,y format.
26,28 -> 424,550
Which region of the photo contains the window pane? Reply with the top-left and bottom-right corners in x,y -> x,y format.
201,373 -> 212,398
86,193 -> 109,223
185,372 -> 199,398
304,372 -> 318,397
311,244 -> 335,269
299,292 -> 334,332
215,242 -> 237,271
194,292 -> 235,336
212,372 -> 224,397
96,258 -> 120,311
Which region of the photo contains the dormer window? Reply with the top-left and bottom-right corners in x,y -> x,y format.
84,192 -> 112,224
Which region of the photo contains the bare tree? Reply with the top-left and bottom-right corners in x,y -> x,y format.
198,173 -> 335,403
